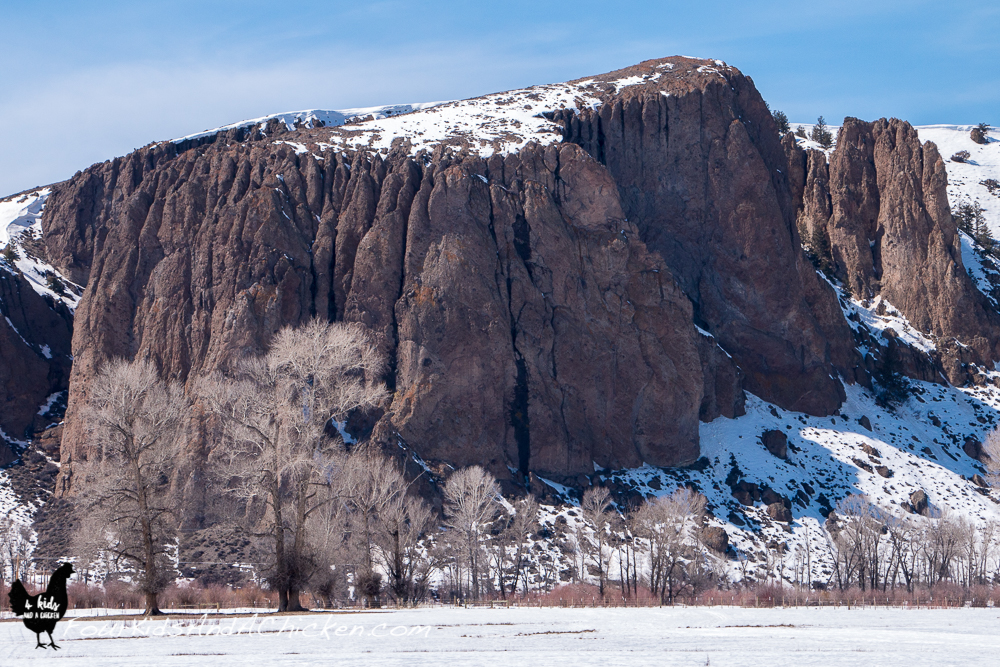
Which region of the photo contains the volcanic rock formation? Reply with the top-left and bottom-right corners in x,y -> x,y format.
789,117 -> 1000,383
28,56 -> 995,504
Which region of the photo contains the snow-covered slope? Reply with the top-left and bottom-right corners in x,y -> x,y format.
0,188 -> 83,311
311,64 -> 684,158
917,125 -> 1000,236
172,103 -> 448,144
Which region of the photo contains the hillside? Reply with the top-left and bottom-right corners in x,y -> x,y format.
2,57 -> 1000,588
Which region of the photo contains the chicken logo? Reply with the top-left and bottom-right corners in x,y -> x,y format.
8,562 -> 74,649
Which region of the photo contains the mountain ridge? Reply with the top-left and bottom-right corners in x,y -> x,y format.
3,57 -> 1000,586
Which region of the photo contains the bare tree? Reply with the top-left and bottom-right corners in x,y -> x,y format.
0,517 -> 32,586
73,358 -> 184,615
334,447 -> 433,606
443,466 -> 500,600
581,486 -> 615,597
634,487 -> 707,603
490,495 -> 539,599
201,319 -> 387,611
375,487 -> 435,605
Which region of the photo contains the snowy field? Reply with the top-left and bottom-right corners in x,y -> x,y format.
3,606 -> 999,666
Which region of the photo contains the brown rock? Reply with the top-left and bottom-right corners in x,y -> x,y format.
730,480 -> 760,506
555,59 -> 860,416
47,116 -> 711,494
802,117 -> 1000,382
0,264 -> 73,443
702,526 -> 729,553
910,489 -> 929,516
971,473 -> 989,488
760,487 -> 788,507
964,436 -> 985,462
761,430 -> 788,459
971,127 -> 988,145
767,502 -> 793,522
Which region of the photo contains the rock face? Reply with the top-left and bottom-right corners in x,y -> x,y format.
792,118 -> 1000,381
34,56 -> 994,511
48,134 -> 715,488
553,60 -> 861,416
0,265 -> 73,460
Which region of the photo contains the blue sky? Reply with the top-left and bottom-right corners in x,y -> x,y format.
1,0 -> 997,197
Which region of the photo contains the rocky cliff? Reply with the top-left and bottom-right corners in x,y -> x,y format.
789,118 -> 1000,383
0,231 -> 73,465
550,61 -> 862,415
33,56 -> 996,505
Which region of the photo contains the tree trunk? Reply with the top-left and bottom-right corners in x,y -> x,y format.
287,587 -> 306,612
278,589 -> 289,613
144,591 -> 163,616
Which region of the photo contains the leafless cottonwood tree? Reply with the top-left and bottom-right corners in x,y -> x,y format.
73,358 -> 185,615
488,495 -> 539,598
366,458 -> 435,604
335,446 -> 433,605
634,487 -> 706,603
0,517 -> 33,586
580,486 -> 614,597
443,466 -> 500,600
201,319 -> 387,611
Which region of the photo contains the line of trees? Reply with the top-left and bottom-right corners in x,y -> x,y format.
62,317 -> 1000,613
827,494 -> 1000,592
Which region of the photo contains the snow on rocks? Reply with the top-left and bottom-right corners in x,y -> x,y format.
325,80 -> 608,158
172,103 -> 448,145
574,377 -> 1000,586
0,188 -> 83,312
0,188 -> 48,247
917,124 -> 1000,237
789,122 -> 840,154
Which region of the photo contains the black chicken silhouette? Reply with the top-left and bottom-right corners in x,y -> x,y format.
8,562 -> 74,649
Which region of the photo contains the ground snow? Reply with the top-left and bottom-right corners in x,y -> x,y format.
326,80 -> 608,157
3,606 -> 1000,666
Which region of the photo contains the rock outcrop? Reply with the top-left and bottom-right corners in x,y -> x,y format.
553,59 -> 861,416
47,133 -> 720,489
35,56 -> 995,512
792,117 -> 1000,382
0,265 -> 72,460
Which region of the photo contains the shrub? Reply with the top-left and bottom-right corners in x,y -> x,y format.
45,273 -> 68,297
2,245 -> 17,265
795,125 -> 807,138
810,116 -> 834,149
951,150 -> 971,163
771,109 -> 790,134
